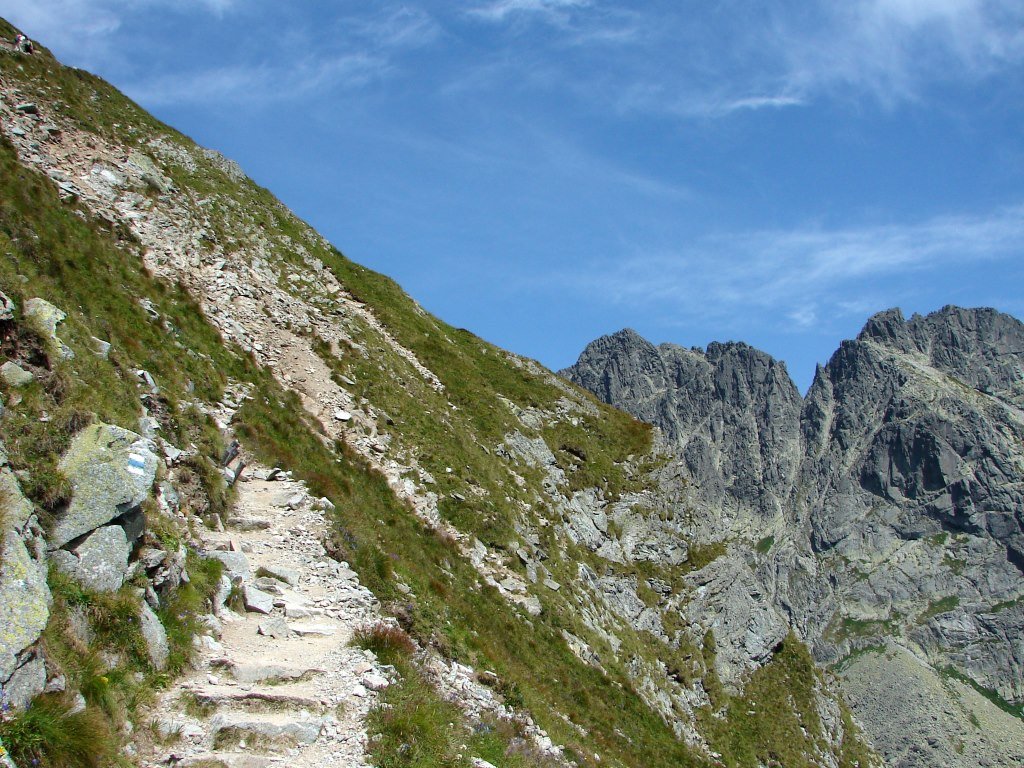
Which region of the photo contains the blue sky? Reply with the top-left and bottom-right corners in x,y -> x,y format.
7,1 -> 1024,391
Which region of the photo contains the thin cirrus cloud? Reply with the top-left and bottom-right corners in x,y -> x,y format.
561,204 -> 1024,330
127,52 -> 390,107
479,0 -> 1024,118
467,0 -> 589,24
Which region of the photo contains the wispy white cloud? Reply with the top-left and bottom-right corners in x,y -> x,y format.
468,0 -> 589,24
774,0 -> 1024,105
127,51 -> 389,106
456,0 -> 1024,118
558,204 -> 1024,332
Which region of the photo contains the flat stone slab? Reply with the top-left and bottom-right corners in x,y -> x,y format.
211,713 -> 325,746
257,564 -> 300,587
242,585 -> 274,615
224,662 -> 323,685
257,617 -> 290,639
289,623 -> 336,637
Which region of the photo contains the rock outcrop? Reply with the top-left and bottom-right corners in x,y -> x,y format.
565,330 -> 803,526
564,306 -> 1024,765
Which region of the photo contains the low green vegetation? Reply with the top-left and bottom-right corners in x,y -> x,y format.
0,693 -> 118,768
917,596 -> 960,624
354,623 -> 561,768
940,666 -> 1024,721
755,535 -> 774,555
988,595 -> 1024,613
698,634 -> 870,768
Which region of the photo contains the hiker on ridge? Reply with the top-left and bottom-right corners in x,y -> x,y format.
14,34 -> 33,54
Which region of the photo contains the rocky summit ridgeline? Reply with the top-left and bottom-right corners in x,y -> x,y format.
0,17 -> 1020,768
562,306 -> 1024,767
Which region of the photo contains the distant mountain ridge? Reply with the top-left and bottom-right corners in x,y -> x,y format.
562,305 -> 1024,767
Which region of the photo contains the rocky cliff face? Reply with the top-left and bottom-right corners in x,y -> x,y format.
565,330 -> 803,526
563,307 -> 1024,766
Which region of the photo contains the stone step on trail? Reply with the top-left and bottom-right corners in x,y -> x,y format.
185,685 -> 329,715
177,752 -> 282,768
210,712 -> 327,752
210,659 -> 324,686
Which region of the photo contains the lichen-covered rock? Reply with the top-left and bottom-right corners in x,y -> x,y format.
0,532 -> 51,680
0,468 -> 34,534
23,297 -> 73,360
50,423 -> 158,549
0,290 -> 14,322
138,599 -> 169,670
52,525 -> 130,593
127,151 -> 174,193
0,361 -> 33,388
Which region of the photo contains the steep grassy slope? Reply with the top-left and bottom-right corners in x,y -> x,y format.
0,20 -> 875,768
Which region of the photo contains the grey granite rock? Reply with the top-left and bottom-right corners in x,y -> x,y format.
208,550 -> 250,581
51,423 -> 158,549
0,532 -> 51,681
52,524 -> 130,593
23,297 -> 73,360
0,361 -> 33,387
565,306 -> 1024,763
4,655 -> 46,710
138,599 -> 169,670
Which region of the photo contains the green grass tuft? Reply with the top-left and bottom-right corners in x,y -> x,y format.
0,694 -> 118,768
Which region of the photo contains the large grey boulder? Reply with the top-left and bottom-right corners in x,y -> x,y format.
50,423 -> 158,549
127,151 -> 174,194
52,525 -> 130,593
0,531 -> 51,681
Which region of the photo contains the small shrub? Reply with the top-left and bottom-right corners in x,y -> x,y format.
755,535 -> 774,555
352,622 -> 416,666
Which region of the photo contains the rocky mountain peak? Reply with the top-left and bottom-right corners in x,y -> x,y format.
566,306 -> 1024,767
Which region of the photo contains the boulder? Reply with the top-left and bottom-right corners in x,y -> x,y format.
127,151 -> 173,194
23,297 -> 73,360
0,532 -> 51,680
50,423 -> 158,549
0,361 -> 34,387
258,564 -> 299,587
138,599 -> 169,670
52,525 -> 130,593
257,617 -> 290,639
90,336 -> 111,358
